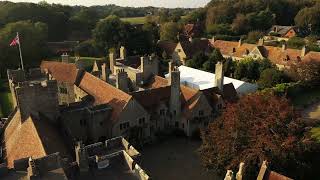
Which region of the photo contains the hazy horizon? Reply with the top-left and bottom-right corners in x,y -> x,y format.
6,0 -> 211,8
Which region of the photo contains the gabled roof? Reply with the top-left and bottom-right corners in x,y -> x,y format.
3,111 -> 70,168
78,72 -> 132,123
130,86 -> 171,111
183,23 -> 201,38
179,39 -> 212,58
269,25 -> 295,36
41,61 -> 79,84
143,75 -> 169,89
264,171 -> 293,180
157,40 -> 177,56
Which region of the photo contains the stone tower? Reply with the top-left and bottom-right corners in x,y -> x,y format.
75,141 -> 89,173
169,62 -> 181,122
215,61 -> 224,92
120,46 -> 126,59
116,69 -> 129,92
109,52 -> 116,74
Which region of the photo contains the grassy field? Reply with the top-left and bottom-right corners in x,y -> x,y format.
121,16 -> 146,24
0,79 -> 13,118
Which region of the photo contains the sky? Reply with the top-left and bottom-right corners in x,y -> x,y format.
6,0 -> 211,8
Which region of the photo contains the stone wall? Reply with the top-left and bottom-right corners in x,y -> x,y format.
15,80 -> 59,122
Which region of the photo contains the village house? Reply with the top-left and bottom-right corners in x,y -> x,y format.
172,38 -> 212,65
210,38 -> 320,69
264,25 -> 298,42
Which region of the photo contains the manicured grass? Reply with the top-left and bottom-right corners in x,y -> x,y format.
291,88 -> 320,107
310,127 -> 320,143
121,16 -> 146,24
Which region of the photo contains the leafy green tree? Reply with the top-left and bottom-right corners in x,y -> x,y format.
186,52 -> 208,69
0,21 -> 48,76
206,24 -> 232,36
203,49 -> 224,72
231,14 -> 249,35
160,22 -> 180,42
295,4 -> 320,35
93,15 -> 131,53
247,8 -> 275,31
258,68 -> 287,89
246,31 -> 264,44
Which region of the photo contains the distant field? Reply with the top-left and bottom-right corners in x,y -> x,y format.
121,16 -> 146,24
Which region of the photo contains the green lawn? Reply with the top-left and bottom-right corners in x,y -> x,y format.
121,16 -> 146,24
291,88 -> 320,108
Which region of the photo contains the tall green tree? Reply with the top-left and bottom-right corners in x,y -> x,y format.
93,15 -> 131,53
160,22 -> 180,42
0,21 -> 48,76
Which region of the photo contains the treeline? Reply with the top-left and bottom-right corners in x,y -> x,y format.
0,1 -> 192,77
182,0 -> 320,38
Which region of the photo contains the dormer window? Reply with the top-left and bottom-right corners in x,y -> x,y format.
297,56 -> 301,62
245,49 -> 249,55
232,48 -> 236,53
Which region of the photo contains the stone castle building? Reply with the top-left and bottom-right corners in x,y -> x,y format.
0,46 -> 237,179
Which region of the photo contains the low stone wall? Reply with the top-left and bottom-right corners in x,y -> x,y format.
34,152 -> 61,174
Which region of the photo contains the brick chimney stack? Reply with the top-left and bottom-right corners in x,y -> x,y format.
61,53 -> 69,63
109,52 -> 116,74
120,46 -> 126,59
116,69 -> 129,93
169,63 -> 181,122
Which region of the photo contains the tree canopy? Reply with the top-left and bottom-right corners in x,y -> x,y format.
199,92 -> 320,179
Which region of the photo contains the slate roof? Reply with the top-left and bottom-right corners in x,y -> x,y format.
78,72 -> 132,123
41,61 -> 79,84
3,111 -> 70,168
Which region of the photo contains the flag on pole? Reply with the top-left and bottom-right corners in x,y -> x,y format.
9,34 -> 20,46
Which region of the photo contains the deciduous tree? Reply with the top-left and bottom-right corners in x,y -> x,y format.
199,92 -> 320,179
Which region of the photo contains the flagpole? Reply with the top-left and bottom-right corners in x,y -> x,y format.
17,32 -> 24,70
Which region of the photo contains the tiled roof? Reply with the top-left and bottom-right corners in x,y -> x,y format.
41,61 -> 79,84
143,75 -> 169,89
211,40 -> 320,66
264,171 -> 293,180
130,86 -> 171,111
157,41 -> 177,56
269,25 -> 295,36
180,39 -> 212,58
78,72 -> 132,123
3,111 -> 70,168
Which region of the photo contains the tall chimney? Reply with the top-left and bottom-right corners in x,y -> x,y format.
116,69 -> 129,92
120,46 -> 126,59
282,43 -> 287,52
109,52 -> 116,74
61,53 -> 69,63
301,46 -> 307,57
75,141 -> 89,173
258,38 -> 264,46
101,63 -> 110,82
215,61 -> 224,92
169,65 -> 181,121
238,39 -> 242,47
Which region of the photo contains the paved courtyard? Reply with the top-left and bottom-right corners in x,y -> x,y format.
140,137 -> 221,180
303,101 -> 320,120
